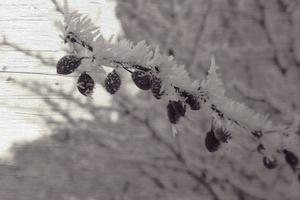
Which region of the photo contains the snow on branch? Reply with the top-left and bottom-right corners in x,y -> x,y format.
54,1 -> 300,181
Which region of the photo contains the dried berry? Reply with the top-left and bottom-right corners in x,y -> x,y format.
214,127 -> 231,143
105,70 -> 121,94
180,91 -> 200,110
77,72 -> 95,96
283,149 -> 299,170
205,130 -> 220,152
56,55 -> 81,75
167,101 -> 186,124
131,70 -> 152,90
151,76 -> 164,99
263,156 -> 277,169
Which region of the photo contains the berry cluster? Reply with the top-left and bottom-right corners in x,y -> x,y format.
56,7 -> 300,180
130,67 -> 164,100
262,148 -> 300,180
57,55 -> 95,96
128,66 -> 201,126
56,54 -> 203,126
56,52 -> 300,181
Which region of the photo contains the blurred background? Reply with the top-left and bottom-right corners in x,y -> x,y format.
0,0 -> 299,200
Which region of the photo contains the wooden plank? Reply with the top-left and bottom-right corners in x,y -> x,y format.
0,0 -> 120,157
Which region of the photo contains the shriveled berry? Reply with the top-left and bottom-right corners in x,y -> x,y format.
131,70 -> 152,90
205,130 -> 220,152
283,149 -> 299,170
57,55 -> 81,75
151,76 -> 164,99
77,72 -> 95,96
180,91 -> 200,110
263,156 -> 277,169
167,101 -> 186,124
105,70 -> 121,94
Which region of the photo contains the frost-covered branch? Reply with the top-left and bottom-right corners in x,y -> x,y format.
55,0 -> 300,182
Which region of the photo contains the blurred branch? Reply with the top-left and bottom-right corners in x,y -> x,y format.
1,37 -> 56,67
186,0 -> 211,70
50,0 -> 64,15
114,97 -> 221,200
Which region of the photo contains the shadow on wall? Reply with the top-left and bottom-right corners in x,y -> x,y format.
0,78 -> 298,200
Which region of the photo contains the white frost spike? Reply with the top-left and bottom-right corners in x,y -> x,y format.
201,56 -> 225,97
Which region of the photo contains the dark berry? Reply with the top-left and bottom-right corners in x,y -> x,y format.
56,55 -> 81,75
205,130 -> 220,152
172,101 -> 186,117
167,101 -> 186,124
167,103 -> 181,124
180,91 -> 200,110
257,144 -> 265,154
263,156 -> 277,169
70,37 -> 77,43
151,76 -> 164,99
214,127 -> 231,143
131,70 -> 152,90
77,72 -> 95,96
105,70 -> 121,94
283,149 -> 299,170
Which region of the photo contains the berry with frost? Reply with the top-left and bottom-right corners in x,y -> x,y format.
205,130 -> 221,152
180,91 -> 200,110
131,70 -> 152,90
263,156 -> 277,169
56,55 -> 82,75
105,70 -> 121,94
167,101 -> 186,124
151,76 -> 164,99
77,72 -> 95,96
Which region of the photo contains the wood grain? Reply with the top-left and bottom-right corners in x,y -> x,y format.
0,0 -> 119,157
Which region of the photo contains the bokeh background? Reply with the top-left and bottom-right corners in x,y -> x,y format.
0,0 -> 299,200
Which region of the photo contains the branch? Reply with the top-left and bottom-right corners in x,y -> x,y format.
54,0 -> 300,184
